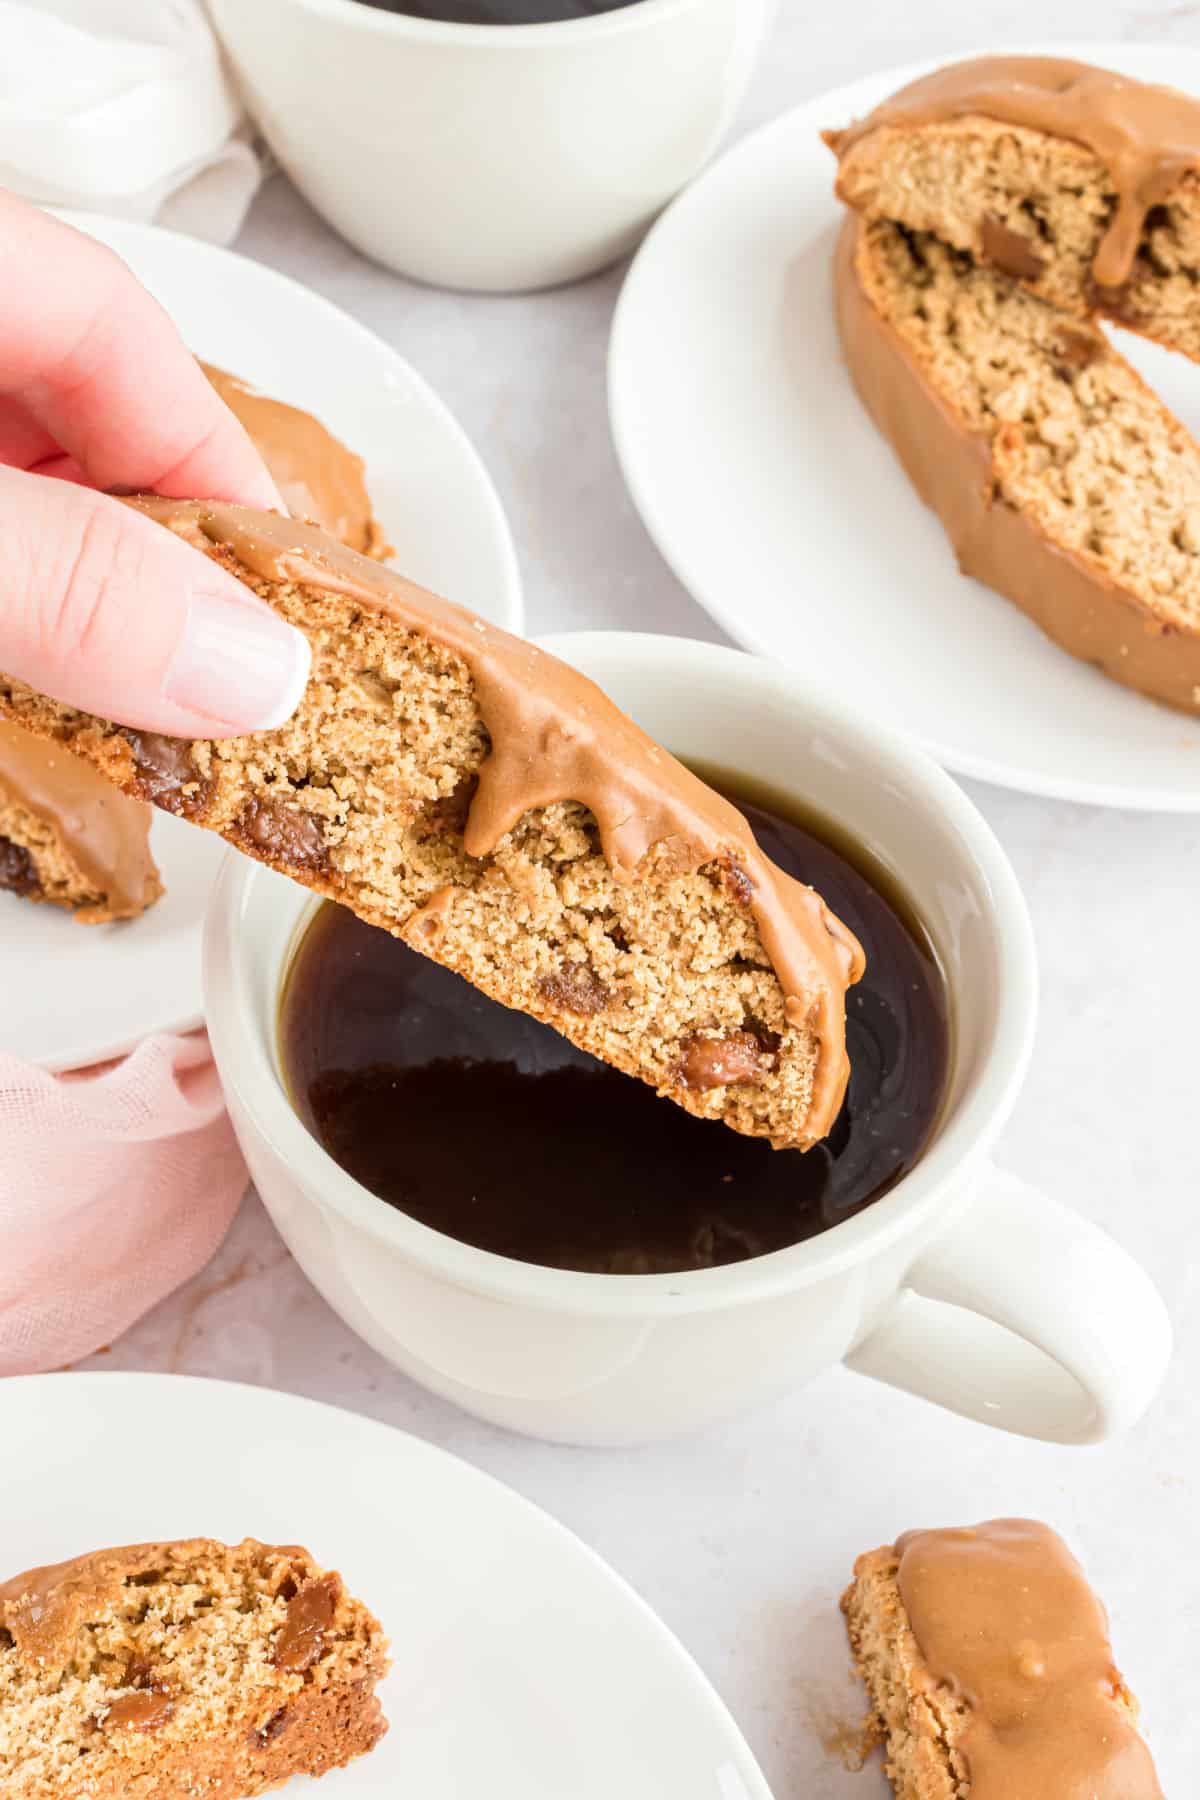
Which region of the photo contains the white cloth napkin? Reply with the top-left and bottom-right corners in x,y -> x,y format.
0,0 -> 262,244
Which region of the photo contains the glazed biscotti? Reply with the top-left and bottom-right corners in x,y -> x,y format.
835,215 -> 1200,712
842,1520 -> 1163,1798
0,719 -> 160,922
0,1537 -> 388,1800
826,55 -> 1200,363
0,502 -> 863,1150
202,364 -> 391,559
0,353 -> 386,930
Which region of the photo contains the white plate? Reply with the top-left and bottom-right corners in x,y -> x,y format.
609,43 -> 1200,811
2,212 -> 523,1070
0,1374 -> 772,1800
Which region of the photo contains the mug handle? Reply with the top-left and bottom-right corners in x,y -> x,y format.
843,1162 -> 1172,1444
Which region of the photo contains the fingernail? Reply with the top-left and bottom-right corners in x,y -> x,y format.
162,584 -> 311,731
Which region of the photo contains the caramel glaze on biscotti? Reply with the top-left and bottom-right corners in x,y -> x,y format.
826,55 -> 1200,362
0,1537 -> 388,1800
835,215 -> 1200,713
0,500 -> 863,1151
202,365 -> 392,559
0,718 -> 160,921
841,1520 -> 1163,1799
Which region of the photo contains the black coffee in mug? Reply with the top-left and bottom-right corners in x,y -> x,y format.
353,0 -> 644,20
279,769 -> 950,1275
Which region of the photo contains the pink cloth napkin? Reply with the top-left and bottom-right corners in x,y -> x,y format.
0,1032 -> 247,1374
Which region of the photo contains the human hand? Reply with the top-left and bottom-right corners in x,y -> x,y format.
0,192 -> 310,736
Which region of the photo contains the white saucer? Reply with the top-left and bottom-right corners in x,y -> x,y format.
0,1374 -> 772,1800
609,43 -> 1200,811
2,212 -> 523,1070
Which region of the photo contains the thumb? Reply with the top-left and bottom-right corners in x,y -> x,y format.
0,469 -> 309,737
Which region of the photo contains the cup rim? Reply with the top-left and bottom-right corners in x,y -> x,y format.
203,631 -> 1038,1317
280,0 -> 705,46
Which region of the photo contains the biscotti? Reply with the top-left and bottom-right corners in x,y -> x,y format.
202,364 -> 392,559
842,1519 -> 1163,1799
835,215 -> 1200,712
826,55 -> 1200,363
0,349 -> 387,931
0,1537 -> 388,1800
0,719 -> 160,922
0,502 -> 863,1150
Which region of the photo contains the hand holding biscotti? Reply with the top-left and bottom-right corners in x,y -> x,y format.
0,190 -> 309,737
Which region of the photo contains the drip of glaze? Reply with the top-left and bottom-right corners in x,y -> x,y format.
828,55 -> 1200,287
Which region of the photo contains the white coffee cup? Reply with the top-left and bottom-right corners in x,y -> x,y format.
206,0 -> 775,291
204,632 -> 1171,1445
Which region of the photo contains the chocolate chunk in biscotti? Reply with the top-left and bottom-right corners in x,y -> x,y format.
0,502 -> 864,1151
0,835 -> 39,897
825,54 -> 1200,364
841,1519 -> 1163,1798
536,959 -> 612,1017
273,1574 -> 340,1672
0,1538 -> 389,1800
676,1028 -> 780,1090
234,795 -> 329,869
0,719 -> 161,923
120,729 -> 211,817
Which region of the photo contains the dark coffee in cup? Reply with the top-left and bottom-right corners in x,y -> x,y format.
279,770 -> 949,1274
353,1 -> 645,20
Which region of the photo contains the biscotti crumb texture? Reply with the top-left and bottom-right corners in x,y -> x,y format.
0,1537 -> 389,1800
0,503 -> 863,1151
841,1520 -> 1163,1799
837,215 -> 1200,711
827,54 -> 1200,364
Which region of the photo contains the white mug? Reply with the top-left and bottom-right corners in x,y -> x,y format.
203,633 -> 1171,1445
207,0 -> 776,291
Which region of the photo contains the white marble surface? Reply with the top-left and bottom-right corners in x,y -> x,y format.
84,6 -> 1199,1794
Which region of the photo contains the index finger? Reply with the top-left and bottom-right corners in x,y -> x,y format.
0,191 -> 282,508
